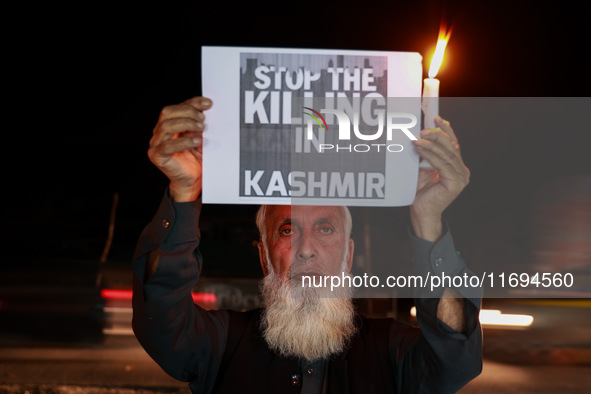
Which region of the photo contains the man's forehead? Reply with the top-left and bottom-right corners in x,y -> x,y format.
266,205 -> 346,225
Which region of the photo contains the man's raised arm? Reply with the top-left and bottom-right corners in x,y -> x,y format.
141,96 -> 209,280
397,116 -> 482,392
410,115 -> 473,331
131,97 -> 230,393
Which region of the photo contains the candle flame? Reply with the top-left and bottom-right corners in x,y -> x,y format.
428,23 -> 452,79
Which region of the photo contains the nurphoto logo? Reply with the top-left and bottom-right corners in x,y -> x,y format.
302,103 -> 417,153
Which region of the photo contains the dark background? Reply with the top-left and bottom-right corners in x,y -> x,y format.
3,0 -> 590,287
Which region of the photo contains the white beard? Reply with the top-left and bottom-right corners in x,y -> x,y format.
259,266 -> 357,361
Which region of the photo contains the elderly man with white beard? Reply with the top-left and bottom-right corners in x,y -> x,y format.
132,97 -> 483,394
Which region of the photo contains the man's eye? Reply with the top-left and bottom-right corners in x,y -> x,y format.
320,226 -> 334,234
280,228 -> 293,236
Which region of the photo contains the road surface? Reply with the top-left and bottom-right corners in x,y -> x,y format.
1,334 -> 591,393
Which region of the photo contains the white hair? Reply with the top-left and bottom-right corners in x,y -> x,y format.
259,256 -> 357,361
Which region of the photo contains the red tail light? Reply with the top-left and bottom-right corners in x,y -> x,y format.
100,289 -> 217,304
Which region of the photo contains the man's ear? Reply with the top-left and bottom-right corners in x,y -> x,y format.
257,241 -> 269,277
346,238 -> 354,273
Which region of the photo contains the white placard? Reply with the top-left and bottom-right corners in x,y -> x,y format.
202,46 -> 422,206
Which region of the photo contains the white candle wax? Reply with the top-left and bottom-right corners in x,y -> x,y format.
422,77 -> 439,129
420,78 -> 440,168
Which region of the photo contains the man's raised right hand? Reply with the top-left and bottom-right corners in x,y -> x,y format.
148,97 -> 212,202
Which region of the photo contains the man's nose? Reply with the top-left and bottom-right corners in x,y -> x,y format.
296,230 -> 317,261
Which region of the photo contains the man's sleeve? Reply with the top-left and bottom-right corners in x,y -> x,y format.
390,220 -> 483,393
131,190 -> 229,393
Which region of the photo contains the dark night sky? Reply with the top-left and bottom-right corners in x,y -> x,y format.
4,0 -> 590,280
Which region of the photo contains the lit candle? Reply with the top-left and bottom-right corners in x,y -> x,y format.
420,25 -> 451,167
422,78 -> 440,129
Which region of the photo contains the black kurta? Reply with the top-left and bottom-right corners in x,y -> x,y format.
132,192 -> 482,393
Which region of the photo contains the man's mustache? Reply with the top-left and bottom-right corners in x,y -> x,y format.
287,255 -> 349,281
288,262 -> 333,280
289,271 -> 327,280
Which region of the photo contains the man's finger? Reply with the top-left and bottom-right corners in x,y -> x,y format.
149,136 -> 201,161
413,144 -> 468,194
181,96 -> 213,112
152,118 -> 204,144
419,128 -> 462,161
158,103 -> 205,122
413,138 -> 466,180
434,116 -> 458,144
414,140 -> 458,173
182,131 -> 203,155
